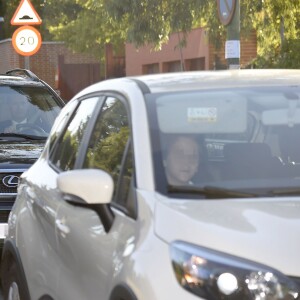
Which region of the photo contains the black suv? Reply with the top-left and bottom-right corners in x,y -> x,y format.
0,69 -> 64,250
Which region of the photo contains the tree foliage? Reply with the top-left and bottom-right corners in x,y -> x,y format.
252,39 -> 300,69
105,0 -> 210,50
1,0 -> 300,67
42,0 -> 127,58
248,0 -> 300,67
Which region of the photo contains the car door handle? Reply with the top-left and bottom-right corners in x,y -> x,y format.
55,219 -> 70,235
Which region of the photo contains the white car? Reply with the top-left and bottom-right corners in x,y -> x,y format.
2,69 -> 300,300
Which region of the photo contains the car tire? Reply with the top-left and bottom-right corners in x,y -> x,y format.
2,260 -> 27,300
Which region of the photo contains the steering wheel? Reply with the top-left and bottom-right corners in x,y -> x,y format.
16,123 -> 47,135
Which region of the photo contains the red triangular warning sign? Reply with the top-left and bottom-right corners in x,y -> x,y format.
11,0 -> 42,26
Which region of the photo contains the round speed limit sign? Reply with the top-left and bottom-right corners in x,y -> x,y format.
12,25 -> 42,56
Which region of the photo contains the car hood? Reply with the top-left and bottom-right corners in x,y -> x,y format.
0,140 -> 45,166
154,194 -> 300,276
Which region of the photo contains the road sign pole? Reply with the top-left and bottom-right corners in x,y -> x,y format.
226,0 -> 240,69
24,56 -> 30,69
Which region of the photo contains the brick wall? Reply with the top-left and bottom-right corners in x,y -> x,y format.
126,27 -> 257,75
0,39 -> 21,72
240,31 -> 257,67
126,28 -> 210,76
0,39 -> 99,90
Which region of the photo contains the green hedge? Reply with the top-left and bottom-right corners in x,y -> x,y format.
250,39 -> 300,69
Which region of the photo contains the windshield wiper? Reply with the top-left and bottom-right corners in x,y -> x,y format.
167,185 -> 260,199
0,133 -> 47,140
268,188 -> 300,196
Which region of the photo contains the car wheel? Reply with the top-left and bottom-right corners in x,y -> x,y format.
3,261 -> 25,300
8,281 -> 20,300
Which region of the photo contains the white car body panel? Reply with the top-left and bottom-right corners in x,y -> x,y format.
54,189 -> 202,300
154,194 -> 300,276
8,157 -> 62,299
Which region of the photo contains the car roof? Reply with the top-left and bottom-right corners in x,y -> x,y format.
0,78 -> 46,87
0,69 -> 48,88
132,69 -> 300,93
74,69 -> 300,98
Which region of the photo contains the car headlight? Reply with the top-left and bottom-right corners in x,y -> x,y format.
170,241 -> 299,300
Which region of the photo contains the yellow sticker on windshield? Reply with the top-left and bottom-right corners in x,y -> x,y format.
187,107 -> 217,122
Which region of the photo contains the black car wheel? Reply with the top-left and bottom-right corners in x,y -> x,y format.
109,284 -> 138,300
2,261 -> 26,300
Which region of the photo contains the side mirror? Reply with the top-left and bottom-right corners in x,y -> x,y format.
57,169 -> 114,204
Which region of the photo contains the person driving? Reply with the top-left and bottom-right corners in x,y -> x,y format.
0,94 -> 29,133
164,135 -> 200,185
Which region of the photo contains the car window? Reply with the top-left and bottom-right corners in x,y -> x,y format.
205,112 -> 259,160
83,96 -> 131,204
0,86 -> 62,137
48,100 -> 79,153
148,86 -> 300,196
115,139 -> 134,210
50,97 -> 99,171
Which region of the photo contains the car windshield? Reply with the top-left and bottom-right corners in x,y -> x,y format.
148,86 -> 300,197
0,86 -> 61,138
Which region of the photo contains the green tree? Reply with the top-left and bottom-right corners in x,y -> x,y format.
43,0 -> 127,59
105,0 -> 211,50
249,1 -> 300,68
87,0 -> 300,67
2,0 -> 300,67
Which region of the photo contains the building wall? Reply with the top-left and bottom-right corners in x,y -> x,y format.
0,28 -> 258,93
126,28 -> 257,75
0,39 -> 99,90
0,39 -> 21,72
126,28 -> 210,76
240,30 -> 257,68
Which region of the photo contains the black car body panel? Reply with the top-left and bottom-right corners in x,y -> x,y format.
0,69 -> 64,247
0,140 -> 45,165
0,141 -> 44,235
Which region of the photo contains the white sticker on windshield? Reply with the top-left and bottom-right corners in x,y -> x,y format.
187,107 -> 217,122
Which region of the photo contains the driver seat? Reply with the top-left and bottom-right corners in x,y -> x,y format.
223,143 -> 284,180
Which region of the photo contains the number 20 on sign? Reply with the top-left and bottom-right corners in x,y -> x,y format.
12,25 -> 42,56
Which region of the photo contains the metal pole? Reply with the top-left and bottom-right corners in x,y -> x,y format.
24,56 -> 30,70
0,17 -> 4,40
226,0 -> 240,69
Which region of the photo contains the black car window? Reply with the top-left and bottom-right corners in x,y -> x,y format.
50,97 -> 99,171
48,100 -> 78,153
115,139 -> 134,210
83,96 -> 131,203
0,86 -> 62,136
